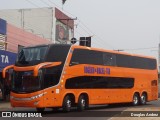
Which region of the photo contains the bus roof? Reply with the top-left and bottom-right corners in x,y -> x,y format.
23,44 -> 156,60
71,45 -> 156,60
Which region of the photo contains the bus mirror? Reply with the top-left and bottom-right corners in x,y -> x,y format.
2,65 -> 14,78
33,62 -> 62,76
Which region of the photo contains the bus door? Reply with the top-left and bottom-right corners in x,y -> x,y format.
41,66 -> 62,107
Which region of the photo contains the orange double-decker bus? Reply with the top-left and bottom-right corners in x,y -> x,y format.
3,44 -> 158,112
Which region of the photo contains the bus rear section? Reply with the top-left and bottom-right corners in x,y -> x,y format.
3,44 -> 158,112
66,47 -> 158,107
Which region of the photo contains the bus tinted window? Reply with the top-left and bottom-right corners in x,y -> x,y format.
70,49 -> 103,66
116,54 -> 156,70
148,59 -> 157,69
43,72 -> 60,88
70,48 -> 156,70
46,45 -> 70,63
103,53 -> 116,66
41,65 -> 63,89
16,46 -> 48,66
65,76 -> 134,89
43,45 -> 71,88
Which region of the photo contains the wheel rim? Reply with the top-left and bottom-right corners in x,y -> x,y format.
133,95 -> 138,105
81,99 -> 85,107
67,99 -> 71,108
141,95 -> 146,104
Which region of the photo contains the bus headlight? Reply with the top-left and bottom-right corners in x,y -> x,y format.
31,92 -> 46,100
10,92 -> 47,101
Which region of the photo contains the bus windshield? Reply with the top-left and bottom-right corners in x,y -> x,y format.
12,44 -> 71,93
12,71 -> 41,93
17,46 -> 48,65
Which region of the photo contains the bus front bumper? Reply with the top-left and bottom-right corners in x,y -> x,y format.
10,93 -> 45,108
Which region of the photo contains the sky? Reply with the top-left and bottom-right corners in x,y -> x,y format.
0,0 -> 160,60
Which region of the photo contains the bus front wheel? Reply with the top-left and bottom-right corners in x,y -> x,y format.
62,96 -> 72,112
132,93 -> 140,106
77,95 -> 86,111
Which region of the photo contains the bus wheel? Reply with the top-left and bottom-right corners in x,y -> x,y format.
63,96 -> 72,112
132,93 -> 140,106
140,93 -> 147,105
36,108 -> 45,112
77,95 -> 86,111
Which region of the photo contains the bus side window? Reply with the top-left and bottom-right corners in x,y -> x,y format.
103,53 -> 116,66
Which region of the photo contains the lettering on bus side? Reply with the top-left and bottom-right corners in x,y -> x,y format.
84,66 -> 110,75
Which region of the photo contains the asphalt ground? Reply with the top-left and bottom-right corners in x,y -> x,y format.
0,99 -> 160,120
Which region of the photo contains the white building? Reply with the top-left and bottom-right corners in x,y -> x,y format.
0,7 -> 74,44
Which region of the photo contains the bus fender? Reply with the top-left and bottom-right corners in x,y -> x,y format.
76,92 -> 89,104
61,92 -> 76,106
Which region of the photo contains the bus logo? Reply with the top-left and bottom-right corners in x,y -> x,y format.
2,112 -> 11,117
84,66 -> 110,75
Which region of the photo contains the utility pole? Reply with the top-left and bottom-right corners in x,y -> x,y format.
20,9 -> 24,29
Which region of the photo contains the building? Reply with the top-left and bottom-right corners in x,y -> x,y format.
0,7 -> 74,100
0,18 -> 51,100
0,7 -> 74,44
0,18 -> 52,70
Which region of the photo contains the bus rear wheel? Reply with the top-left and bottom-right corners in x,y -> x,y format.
62,96 -> 72,112
77,95 -> 86,111
140,93 -> 147,105
132,93 -> 140,106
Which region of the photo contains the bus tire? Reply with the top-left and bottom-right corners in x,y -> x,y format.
36,108 -> 45,112
132,93 -> 140,106
62,95 -> 72,112
77,95 -> 86,111
140,93 -> 147,105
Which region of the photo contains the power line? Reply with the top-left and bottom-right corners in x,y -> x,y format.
25,0 -> 115,50
40,0 -> 51,7
48,0 -> 61,9
1,0 -> 110,49
117,47 -> 158,51
47,0 -> 115,49
25,0 -> 40,8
